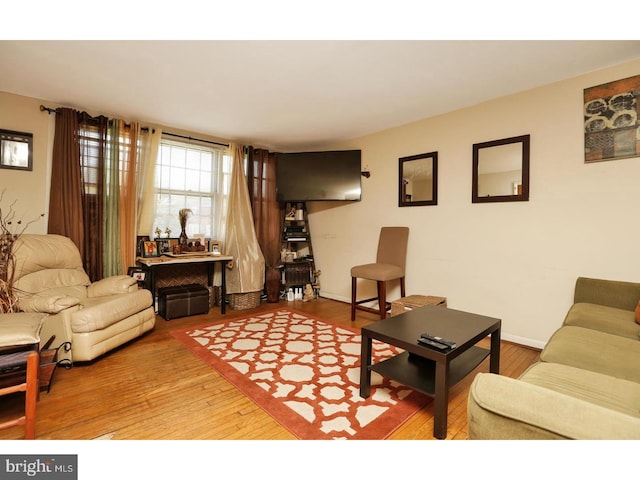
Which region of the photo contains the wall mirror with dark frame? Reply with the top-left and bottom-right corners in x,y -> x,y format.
399,151 -> 438,207
472,134 -> 530,203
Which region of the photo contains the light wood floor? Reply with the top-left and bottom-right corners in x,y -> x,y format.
0,297 -> 540,440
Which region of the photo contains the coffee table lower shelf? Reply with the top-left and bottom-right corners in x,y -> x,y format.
369,346 -> 490,396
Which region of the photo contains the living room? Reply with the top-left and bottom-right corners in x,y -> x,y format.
1,36 -> 640,478
2,44 -> 639,351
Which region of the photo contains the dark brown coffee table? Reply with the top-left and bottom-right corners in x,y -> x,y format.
359,305 -> 501,439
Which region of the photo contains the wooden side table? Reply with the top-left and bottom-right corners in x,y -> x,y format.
390,295 -> 447,316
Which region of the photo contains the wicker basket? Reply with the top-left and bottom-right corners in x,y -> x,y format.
228,291 -> 262,310
390,295 -> 447,316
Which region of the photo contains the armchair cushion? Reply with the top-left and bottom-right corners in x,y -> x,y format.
14,268 -> 90,296
0,313 -> 47,347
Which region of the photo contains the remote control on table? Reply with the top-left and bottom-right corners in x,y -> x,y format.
417,337 -> 450,350
420,333 -> 457,349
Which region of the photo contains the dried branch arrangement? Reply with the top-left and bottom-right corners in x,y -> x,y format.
0,190 -> 45,312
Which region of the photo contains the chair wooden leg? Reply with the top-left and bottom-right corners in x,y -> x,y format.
24,351 -> 39,440
351,277 -> 357,321
378,281 -> 387,320
400,277 -> 406,298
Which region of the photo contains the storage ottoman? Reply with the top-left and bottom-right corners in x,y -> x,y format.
158,284 -> 209,320
390,294 -> 447,316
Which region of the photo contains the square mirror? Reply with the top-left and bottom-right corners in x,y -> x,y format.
472,135 -> 530,203
399,151 -> 438,207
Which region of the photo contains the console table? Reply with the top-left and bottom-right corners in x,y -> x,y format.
136,254 -> 233,314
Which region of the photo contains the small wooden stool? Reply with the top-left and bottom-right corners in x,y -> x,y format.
390,295 -> 447,317
0,313 -> 46,439
0,349 -> 39,439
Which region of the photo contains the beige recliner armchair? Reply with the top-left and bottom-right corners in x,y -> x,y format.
11,234 -> 156,363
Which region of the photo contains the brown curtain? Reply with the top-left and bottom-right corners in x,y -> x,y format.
79,113 -> 108,281
48,108 -> 85,256
247,147 -> 282,268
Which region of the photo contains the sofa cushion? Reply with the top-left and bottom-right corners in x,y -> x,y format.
564,302 -> 640,340
574,276 -> 640,311
468,372 -> 640,439
520,362 -> 640,419
540,326 -> 640,382
71,289 -> 153,333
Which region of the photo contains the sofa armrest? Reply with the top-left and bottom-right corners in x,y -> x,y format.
467,373 -> 640,440
87,275 -> 137,297
18,294 -> 81,314
574,277 -> 640,312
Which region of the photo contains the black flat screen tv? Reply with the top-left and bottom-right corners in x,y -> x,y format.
275,150 -> 362,202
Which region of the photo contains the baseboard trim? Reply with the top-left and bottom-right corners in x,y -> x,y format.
319,291 -> 545,350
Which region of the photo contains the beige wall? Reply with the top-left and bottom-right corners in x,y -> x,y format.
308,58 -> 640,348
2,58 -> 640,348
0,92 -> 54,233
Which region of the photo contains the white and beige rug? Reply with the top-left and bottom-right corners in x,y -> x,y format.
171,308 -> 430,440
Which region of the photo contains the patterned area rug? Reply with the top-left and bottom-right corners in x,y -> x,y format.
171,308 -> 430,440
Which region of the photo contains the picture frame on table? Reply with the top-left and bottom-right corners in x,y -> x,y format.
136,236 -> 150,257
142,241 -> 159,258
127,266 -> 147,287
156,238 -> 179,255
211,241 -> 221,255
0,129 -> 33,171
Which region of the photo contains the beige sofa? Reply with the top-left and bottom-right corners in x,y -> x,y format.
467,277 -> 640,439
11,234 -> 156,363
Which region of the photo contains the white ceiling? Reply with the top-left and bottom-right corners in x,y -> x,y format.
1,40 -> 639,151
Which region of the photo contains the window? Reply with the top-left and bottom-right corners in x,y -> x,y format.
153,137 -> 231,241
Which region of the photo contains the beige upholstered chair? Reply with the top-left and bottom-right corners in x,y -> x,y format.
351,226 -> 409,321
11,234 -> 156,363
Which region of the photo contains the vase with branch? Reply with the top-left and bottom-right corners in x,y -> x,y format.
178,208 -> 193,246
0,190 -> 45,313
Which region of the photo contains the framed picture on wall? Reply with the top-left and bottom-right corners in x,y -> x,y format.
0,129 -> 33,171
584,74 -> 640,163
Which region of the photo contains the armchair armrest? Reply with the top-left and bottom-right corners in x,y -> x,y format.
87,275 -> 137,297
468,373 -> 640,440
18,295 -> 81,314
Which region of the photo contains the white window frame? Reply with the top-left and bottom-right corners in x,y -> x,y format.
152,137 -> 231,243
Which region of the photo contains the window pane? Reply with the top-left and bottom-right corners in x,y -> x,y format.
152,138 -> 229,242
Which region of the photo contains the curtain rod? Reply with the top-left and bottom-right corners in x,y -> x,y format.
40,104 -> 155,133
40,105 -> 57,114
162,131 -> 229,147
